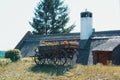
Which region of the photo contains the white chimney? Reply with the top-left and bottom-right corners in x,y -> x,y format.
80,10 -> 93,40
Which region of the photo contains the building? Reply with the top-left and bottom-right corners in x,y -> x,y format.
92,38 -> 120,65
15,10 -> 120,65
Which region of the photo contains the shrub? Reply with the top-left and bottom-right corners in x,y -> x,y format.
5,49 -> 22,62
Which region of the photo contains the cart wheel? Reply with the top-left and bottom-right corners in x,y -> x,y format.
55,49 -> 67,65
51,50 -> 58,65
34,53 -> 45,65
55,58 -> 67,65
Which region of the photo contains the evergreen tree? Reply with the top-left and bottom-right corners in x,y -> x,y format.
29,0 -> 75,35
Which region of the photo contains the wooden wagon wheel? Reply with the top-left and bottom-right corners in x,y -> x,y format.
54,49 -> 67,65
34,53 -> 45,65
45,53 -> 54,64
50,49 -> 58,65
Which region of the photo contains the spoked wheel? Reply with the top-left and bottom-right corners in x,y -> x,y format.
34,53 -> 45,65
46,58 -> 55,64
54,49 -> 67,65
51,50 -> 58,65
56,58 -> 67,65
48,53 -> 57,65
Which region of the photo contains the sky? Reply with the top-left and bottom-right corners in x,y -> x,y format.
0,0 -> 120,50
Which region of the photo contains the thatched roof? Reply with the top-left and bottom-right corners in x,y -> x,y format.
15,30 -> 120,65
15,32 -> 80,57
92,38 -> 120,51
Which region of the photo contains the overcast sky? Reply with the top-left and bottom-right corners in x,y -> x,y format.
0,0 -> 120,50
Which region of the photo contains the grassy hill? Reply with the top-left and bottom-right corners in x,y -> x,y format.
0,58 -> 120,80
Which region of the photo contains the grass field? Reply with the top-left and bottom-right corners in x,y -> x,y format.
0,58 -> 120,80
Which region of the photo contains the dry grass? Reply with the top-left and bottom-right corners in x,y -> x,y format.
0,58 -> 120,80
0,58 -> 11,66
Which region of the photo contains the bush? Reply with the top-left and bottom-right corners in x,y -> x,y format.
5,49 -> 22,62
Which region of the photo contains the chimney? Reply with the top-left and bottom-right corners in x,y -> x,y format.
80,10 -> 93,40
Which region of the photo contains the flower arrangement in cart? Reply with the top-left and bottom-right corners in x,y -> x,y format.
39,40 -> 79,47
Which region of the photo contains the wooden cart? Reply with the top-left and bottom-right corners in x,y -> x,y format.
34,44 -> 78,65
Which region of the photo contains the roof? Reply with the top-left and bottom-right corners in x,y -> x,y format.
27,33 -> 80,42
15,30 -> 120,54
92,38 -> 120,51
15,32 -> 80,57
92,30 -> 120,38
15,30 -> 120,65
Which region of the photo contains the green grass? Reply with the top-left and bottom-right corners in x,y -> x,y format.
0,58 -> 120,80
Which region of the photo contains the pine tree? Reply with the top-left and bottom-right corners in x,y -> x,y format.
29,0 -> 75,35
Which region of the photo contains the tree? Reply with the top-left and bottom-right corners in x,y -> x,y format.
29,0 -> 75,35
